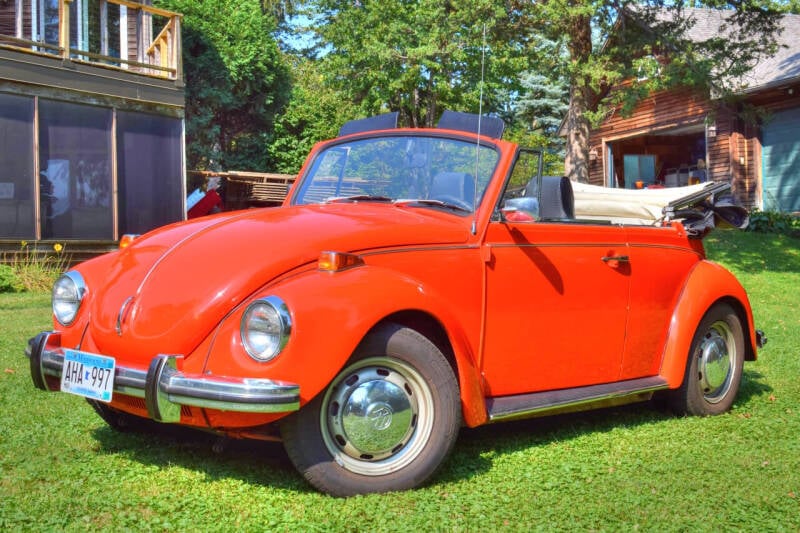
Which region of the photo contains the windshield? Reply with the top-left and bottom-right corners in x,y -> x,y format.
292,135 -> 500,213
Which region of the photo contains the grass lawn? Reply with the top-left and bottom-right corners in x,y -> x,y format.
1,230 -> 798,530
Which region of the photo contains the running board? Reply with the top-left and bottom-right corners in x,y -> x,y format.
486,376 -> 669,422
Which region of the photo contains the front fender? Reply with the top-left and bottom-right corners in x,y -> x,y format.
659,260 -> 758,388
202,264 -> 487,427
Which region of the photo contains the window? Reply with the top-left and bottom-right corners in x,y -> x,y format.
622,155 -> 656,189
39,99 -> 113,239
0,94 -> 36,239
117,111 -> 184,234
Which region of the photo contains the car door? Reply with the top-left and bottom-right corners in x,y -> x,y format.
480,219 -> 631,396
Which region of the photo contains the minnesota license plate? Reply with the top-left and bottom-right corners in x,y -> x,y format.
60,349 -> 115,402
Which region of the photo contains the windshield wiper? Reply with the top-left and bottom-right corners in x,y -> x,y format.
325,195 -> 393,203
394,199 -> 472,213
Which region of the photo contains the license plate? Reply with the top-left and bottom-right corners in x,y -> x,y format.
60,349 -> 115,402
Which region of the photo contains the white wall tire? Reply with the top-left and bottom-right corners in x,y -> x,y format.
280,323 -> 460,496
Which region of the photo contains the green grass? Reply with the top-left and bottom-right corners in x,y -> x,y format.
1,231 -> 799,530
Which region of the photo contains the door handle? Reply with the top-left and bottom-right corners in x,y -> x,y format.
601,255 -> 630,263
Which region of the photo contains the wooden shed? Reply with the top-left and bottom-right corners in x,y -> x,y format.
588,9 -> 800,212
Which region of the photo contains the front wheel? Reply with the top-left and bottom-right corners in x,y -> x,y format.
280,323 -> 460,496
668,302 -> 745,416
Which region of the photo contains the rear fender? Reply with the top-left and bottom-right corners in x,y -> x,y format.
660,260 -> 758,388
203,264 -> 488,427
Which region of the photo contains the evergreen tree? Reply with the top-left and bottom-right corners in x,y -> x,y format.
156,0 -> 290,171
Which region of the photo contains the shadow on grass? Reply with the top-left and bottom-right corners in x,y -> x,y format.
88,369 -> 772,493
705,231 -> 800,274
91,421 -> 309,493
437,367 -> 772,485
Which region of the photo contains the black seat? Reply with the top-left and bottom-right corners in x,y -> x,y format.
528,176 -> 574,220
430,172 -> 475,208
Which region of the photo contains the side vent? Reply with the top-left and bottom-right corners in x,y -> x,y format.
338,112 -> 399,137
437,110 -> 506,139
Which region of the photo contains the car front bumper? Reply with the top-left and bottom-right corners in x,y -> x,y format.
26,331 -> 300,423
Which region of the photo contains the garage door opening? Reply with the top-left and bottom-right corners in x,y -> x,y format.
606,124 -> 707,189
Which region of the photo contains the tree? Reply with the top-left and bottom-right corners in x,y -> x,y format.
156,0 -> 290,171
268,58 -> 357,173
307,0 -> 536,127
521,0 -> 786,183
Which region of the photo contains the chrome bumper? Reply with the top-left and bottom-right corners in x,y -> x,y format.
26,331 -> 300,423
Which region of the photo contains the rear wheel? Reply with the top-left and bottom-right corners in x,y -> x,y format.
669,303 -> 745,416
280,323 -> 460,496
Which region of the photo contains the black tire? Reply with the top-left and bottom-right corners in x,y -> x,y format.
87,399 -> 154,432
668,303 -> 745,416
280,323 -> 461,497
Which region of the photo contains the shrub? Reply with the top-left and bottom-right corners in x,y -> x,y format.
0,264 -> 23,293
746,209 -> 800,237
2,242 -> 70,293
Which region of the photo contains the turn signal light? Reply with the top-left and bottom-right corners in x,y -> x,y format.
119,234 -> 140,250
318,251 -> 364,272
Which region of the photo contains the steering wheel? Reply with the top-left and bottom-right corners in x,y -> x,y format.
431,195 -> 473,211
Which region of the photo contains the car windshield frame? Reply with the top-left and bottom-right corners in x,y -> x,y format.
290,133 -> 501,214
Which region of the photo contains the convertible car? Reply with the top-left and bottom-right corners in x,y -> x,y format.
27,111 -> 765,496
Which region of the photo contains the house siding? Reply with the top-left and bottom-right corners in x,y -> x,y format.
589,87 -> 713,186
588,85 -> 800,209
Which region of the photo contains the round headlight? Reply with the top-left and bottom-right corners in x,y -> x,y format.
52,271 -> 87,326
241,296 -> 292,362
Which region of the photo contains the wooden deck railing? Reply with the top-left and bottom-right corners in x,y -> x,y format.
0,0 -> 182,81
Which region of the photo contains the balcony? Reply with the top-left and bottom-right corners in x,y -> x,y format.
0,0 -> 182,82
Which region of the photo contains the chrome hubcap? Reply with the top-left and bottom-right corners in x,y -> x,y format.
697,321 -> 736,403
321,357 -> 434,476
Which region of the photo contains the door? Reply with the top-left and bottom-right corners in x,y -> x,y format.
761,107 -> 800,212
481,220 -> 631,396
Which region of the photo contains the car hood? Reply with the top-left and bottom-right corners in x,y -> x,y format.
87,204 -> 470,363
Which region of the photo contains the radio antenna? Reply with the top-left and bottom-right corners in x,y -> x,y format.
472,23 -> 487,235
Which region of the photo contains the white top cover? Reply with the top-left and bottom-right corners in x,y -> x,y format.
572,181 -> 716,225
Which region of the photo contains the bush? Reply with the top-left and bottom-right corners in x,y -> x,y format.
2,242 -> 69,293
746,209 -> 800,236
0,264 -> 23,293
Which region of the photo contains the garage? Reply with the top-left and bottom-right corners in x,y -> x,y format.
605,124 -> 707,190
761,107 -> 800,212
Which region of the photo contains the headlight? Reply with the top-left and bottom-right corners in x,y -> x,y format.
241,296 -> 292,362
52,271 -> 87,326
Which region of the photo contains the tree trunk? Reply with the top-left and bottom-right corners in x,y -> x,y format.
564,83 -> 590,184
564,11 -> 593,184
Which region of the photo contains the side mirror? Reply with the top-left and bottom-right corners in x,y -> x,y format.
501,197 -> 538,222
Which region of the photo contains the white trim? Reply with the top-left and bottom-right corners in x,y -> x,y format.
120,5 -> 128,66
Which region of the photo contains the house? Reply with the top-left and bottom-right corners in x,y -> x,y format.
588,8 -> 800,213
0,0 -> 185,256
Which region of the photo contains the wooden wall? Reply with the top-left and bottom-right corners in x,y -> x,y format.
589,87 -> 715,186
590,80 -> 800,208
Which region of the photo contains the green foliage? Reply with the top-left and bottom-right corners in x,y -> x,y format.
308,0 -> 535,127
513,72 -> 569,137
0,265 -> 22,293
747,209 -> 800,237
268,58 -> 356,173
1,242 -> 68,293
156,0 -> 290,171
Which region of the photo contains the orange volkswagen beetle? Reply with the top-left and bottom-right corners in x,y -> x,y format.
27,111 -> 765,496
